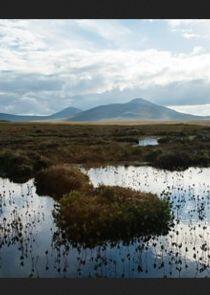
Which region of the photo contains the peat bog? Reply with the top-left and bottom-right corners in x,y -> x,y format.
0,122 -> 210,181
1,122 -> 210,277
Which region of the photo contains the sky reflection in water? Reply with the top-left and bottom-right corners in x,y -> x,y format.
1,166 -> 210,277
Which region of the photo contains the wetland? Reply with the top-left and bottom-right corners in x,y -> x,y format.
1,122 -> 210,277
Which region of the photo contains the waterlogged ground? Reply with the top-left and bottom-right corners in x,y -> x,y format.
1,166 -> 210,277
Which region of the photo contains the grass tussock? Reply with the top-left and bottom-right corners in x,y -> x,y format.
0,151 -> 34,183
53,185 -> 172,248
34,164 -> 93,199
153,151 -> 192,170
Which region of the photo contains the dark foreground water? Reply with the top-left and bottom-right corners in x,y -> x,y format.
1,166 -> 210,277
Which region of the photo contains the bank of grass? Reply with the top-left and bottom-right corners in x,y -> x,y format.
0,151 -> 34,183
0,150 -> 51,183
53,185 -> 172,248
0,122 -> 210,182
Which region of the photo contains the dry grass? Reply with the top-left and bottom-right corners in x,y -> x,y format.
32,120 -> 210,126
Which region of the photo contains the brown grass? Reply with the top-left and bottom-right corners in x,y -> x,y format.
34,164 -> 93,199
53,185 -> 172,248
0,121 -> 210,180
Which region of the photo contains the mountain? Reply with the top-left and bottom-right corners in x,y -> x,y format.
70,98 -> 210,122
1,98 -> 210,122
47,106 -> 81,120
0,107 -> 82,122
0,113 -> 46,122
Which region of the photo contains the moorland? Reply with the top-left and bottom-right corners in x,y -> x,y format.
0,121 -> 210,183
1,120 -> 210,260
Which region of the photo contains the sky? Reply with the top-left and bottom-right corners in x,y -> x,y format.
1,19 -> 210,115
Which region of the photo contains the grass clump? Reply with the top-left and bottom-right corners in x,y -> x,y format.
0,151 -> 33,183
153,151 -> 193,171
34,164 -> 93,199
28,152 -> 52,171
145,149 -> 162,162
53,185 -> 172,248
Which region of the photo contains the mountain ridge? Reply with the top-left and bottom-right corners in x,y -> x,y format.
0,106 -> 82,122
69,98 -> 210,122
0,98 -> 210,122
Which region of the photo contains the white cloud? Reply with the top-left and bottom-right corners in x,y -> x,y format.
167,19 -> 207,28
60,48 -> 210,96
182,32 -> 201,39
75,20 -> 132,44
168,104 -> 210,116
167,19 -> 210,40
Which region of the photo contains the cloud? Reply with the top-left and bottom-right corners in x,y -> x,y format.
146,79 -> 210,106
0,19 -> 210,114
61,48 -> 210,98
0,90 -> 75,116
68,78 -> 210,111
75,20 -> 132,45
168,104 -> 210,116
0,71 -> 63,93
182,32 -> 201,39
167,19 -> 210,40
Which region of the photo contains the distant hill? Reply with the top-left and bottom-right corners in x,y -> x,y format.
0,113 -> 44,122
47,106 -> 81,120
0,107 -> 82,122
1,98 -> 210,122
70,98 -> 210,122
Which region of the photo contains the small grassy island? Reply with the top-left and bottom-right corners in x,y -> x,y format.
35,165 -> 173,248
53,186 -> 172,248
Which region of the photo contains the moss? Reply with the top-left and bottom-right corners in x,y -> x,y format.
34,164 -> 93,199
53,185 -> 173,248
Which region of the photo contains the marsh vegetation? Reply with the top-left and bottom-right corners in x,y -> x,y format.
0,122 -> 210,183
53,185 -> 172,248
1,122 -> 210,277
34,165 -> 93,199
34,164 -> 172,248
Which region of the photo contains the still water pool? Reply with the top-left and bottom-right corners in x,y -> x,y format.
1,166 -> 210,277
138,137 -> 159,146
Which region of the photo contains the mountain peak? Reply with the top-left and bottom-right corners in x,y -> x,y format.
70,97 -> 209,122
50,106 -> 82,119
129,98 -> 148,104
